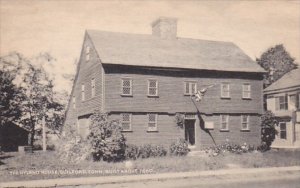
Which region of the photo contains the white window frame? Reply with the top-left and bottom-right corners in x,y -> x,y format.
241,115 -> 249,130
279,122 -> 287,140
276,95 -> 288,110
242,83 -> 251,99
72,96 -> 76,109
81,84 -> 85,101
91,78 -> 95,98
184,81 -> 197,96
148,79 -> 158,97
147,114 -> 158,132
221,83 -> 230,98
121,113 -> 132,131
121,78 -> 132,96
220,115 -> 229,131
85,46 -> 90,62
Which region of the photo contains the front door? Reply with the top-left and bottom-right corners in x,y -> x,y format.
185,120 -> 195,146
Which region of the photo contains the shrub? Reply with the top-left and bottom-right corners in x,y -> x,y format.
261,111 -> 277,151
56,134 -> 92,164
169,138 -> 190,156
125,144 -> 167,160
125,144 -> 140,160
203,142 -> 257,157
88,112 -> 126,162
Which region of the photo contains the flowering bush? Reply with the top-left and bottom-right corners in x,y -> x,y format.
56,132 -> 92,164
169,138 -> 190,156
88,112 -> 126,162
125,144 -> 167,160
203,142 -> 256,157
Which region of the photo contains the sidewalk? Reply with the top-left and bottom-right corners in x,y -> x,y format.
1,166 -> 300,188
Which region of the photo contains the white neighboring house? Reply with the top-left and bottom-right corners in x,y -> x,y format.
264,68 -> 300,148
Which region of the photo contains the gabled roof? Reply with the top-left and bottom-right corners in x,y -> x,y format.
87,30 -> 265,73
264,68 -> 300,93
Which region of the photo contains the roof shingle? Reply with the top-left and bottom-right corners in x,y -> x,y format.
87,30 -> 265,73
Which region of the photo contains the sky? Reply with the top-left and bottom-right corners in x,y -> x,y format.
1,0 -> 300,92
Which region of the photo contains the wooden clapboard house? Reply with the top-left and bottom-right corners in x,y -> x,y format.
64,17 -> 265,149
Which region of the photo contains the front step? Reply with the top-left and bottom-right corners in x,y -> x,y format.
187,150 -> 207,157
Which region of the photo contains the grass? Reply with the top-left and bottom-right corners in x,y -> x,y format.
0,149 -> 300,182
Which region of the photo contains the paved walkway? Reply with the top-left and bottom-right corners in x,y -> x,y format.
1,166 -> 300,188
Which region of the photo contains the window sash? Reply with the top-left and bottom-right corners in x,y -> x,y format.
72,96 -> 76,109
91,78 -> 95,97
148,114 -> 157,131
121,113 -> 131,131
220,115 -> 229,130
148,80 -> 158,96
242,84 -> 251,98
279,122 -> 287,139
122,79 -> 132,95
184,82 -> 197,95
221,83 -> 230,98
277,96 -> 288,110
81,84 -> 85,101
241,115 -> 249,130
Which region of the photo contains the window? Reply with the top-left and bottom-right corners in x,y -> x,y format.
121,78 -> 132,96
184,81 -> 197,95
148,79 -> 158,96
85,46 -> 90,62
148,114 -> 157,131
72,96 -> 76,109
242,84 -> 251,99
121,113 -> 131,131
91,78 -> 95,97
241,115 -> 249,130
276,95 -> 288,110
220,115 -> 229,130
289,95 -> 296,110
81,84 -> 85,101
279,122 -> 287,139
221,83 -> 230,98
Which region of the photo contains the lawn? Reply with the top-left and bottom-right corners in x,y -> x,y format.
0,149 -> 300,182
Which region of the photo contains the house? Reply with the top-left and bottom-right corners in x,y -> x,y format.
264,68 -> 300,148
64,17 -> 265,149
0,122 -> 29,152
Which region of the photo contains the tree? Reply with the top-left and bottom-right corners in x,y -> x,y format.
261,111 -> 277,151
20,64 -> 64,146
0,69 -> 24,126
1,52 -> 66,147
256,44 -> 298,88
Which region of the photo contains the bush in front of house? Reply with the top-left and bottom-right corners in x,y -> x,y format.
260,110 -> 277,151
203,142 -> 257,156
88,112 -> 126,162
169,138 -> 190,156
56,133 -> 92,164
125,144 -> 167,160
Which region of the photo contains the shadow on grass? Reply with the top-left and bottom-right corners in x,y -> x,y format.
0,154 -> 14,166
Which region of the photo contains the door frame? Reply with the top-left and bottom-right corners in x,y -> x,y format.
184,114 -> 197,148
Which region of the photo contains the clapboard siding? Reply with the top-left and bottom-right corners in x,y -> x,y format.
108,113 -> 261,148
199,114 -> 261,148
64,33 -> 103,127
109,113 -> 184,147
104,66 -> 263,114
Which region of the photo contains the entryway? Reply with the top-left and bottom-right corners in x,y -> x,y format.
184,119 -> 196,147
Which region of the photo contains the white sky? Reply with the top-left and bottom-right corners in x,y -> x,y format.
1,0 -> 300,83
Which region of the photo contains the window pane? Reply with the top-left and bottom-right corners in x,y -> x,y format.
149,114 -> 156,122
149,80 -> 157,87
280,123 -> 286,130
122,123 -> 130,130
122,114 -> 130,121
123,80 -> 131,87
148,123 -> 156,127
185,82 -> 189,94
149,88 -> 157,96
123,87 -> 131,95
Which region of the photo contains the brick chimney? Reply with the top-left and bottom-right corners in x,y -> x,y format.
152,17 -> 177,39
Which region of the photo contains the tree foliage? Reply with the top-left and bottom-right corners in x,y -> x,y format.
0,69 -> 24,126
88,112 -> 126,162
261,111 -> 277,151
0,52 -> 66,147
256,44 -> 297,88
